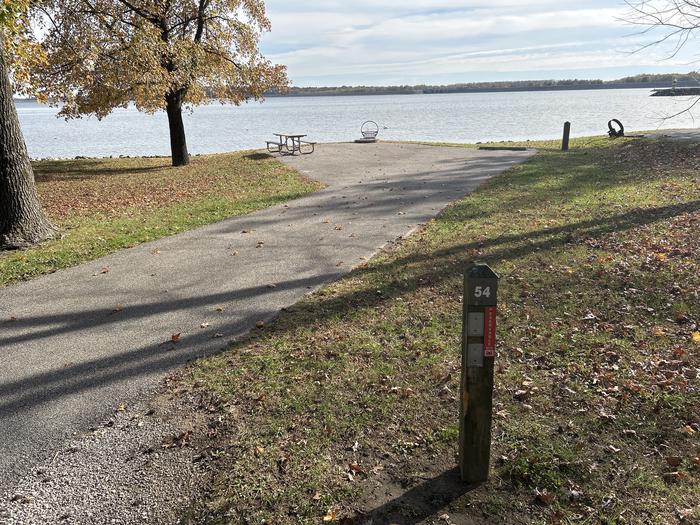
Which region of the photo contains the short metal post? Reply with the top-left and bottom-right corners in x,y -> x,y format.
459,263 -> 499,483
562,121 -> 571,151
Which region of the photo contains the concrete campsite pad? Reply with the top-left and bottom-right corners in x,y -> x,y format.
0,142 -> 534,496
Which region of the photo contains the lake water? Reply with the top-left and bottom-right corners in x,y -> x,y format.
15,88 -> 699,159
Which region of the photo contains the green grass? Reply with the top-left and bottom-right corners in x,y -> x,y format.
181,136 -> 700,524
0,152 -> 322,286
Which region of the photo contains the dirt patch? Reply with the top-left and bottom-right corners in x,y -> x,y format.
354,457 -> 489,525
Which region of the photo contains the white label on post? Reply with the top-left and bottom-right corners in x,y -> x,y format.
467,344 -> 484,368
468,312 -> 485,337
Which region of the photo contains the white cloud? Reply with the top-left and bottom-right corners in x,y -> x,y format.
259,1 -> 695,85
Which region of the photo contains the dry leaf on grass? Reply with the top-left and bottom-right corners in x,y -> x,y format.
534,488 -> 555,506
666,456 -> 683,468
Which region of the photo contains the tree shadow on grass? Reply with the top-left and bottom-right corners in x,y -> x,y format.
34,160 -> 171,181
241,152 -> 273,161
0,192 -> 696,493
2,198 -> 697,414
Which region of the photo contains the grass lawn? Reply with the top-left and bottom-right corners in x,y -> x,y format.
181,136 -> 700,524
0,153 -> 322,287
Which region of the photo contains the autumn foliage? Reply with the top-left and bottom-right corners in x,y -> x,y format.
21,0 -> 288,165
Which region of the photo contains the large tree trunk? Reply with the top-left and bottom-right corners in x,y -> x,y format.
0,37 -> 56,250
165,90 -> 190,167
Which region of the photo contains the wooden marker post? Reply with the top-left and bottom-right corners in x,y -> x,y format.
459,263 -> 499,483
562,121 -> 571,151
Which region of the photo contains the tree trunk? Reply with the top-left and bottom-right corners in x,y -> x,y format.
165,91 -> 190,167
0,37 -> 56,250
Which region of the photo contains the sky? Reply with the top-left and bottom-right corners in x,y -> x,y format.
259,0 -> 698,87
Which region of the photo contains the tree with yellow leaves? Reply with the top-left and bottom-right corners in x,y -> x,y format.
27,0 -> 288,166
0,0 -> 57,249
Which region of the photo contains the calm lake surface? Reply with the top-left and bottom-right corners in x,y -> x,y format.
15,88 -> 699,159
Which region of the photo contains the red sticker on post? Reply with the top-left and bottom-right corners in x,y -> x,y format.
484,307 -> 497,357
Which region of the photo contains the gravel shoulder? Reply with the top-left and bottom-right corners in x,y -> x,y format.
1,387 -> 210,525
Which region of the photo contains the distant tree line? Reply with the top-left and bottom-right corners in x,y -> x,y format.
265,73 -> 699,97
616,72 -> 700,83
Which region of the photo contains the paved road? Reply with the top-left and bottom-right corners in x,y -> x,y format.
649,128 -> 700,141
0,142 -> 533,494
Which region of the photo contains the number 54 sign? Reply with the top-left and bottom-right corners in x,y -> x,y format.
467,278 -> 498,307
473,286 -> 492,299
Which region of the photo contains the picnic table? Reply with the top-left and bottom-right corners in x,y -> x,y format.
266,133 -> 315,155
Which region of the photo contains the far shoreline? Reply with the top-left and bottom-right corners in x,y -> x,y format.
267,81 -> 694,97
13,80 -> 698,104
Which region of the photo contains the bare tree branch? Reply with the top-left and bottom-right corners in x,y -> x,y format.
622,0 -> 700,118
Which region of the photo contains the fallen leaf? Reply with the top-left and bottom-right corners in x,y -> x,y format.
495,409 -> 510,419
349,463 -> 362,474
514,389 -> 530,401
534,488 -> 555,506
171,333 -> 181,343
565,488 -> 583,501
323,509 -> 338,522
692,332 -> 700,344
10,494 -> 33,504
666,456 -> 683,468
663,471 -> 687,483
162,430 -> 192,449
116,404 -> 126,412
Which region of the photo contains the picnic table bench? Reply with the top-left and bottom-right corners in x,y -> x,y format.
266,133 -> 315,155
